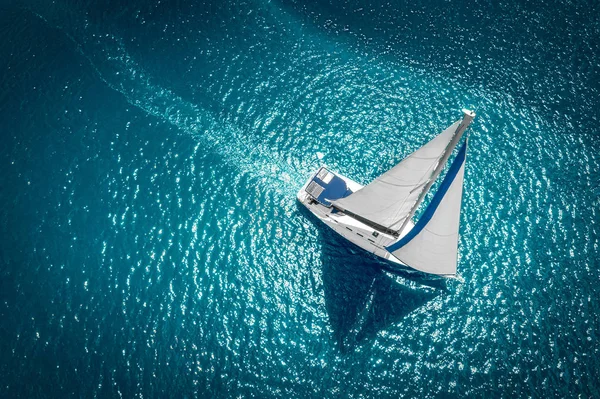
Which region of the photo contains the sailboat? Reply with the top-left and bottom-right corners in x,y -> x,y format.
297,109 -> 476,277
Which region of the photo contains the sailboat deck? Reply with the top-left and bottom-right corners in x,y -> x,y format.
305,167 -> 354,206
298,167 -> 414,267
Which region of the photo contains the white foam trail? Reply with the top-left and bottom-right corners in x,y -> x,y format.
29,6 -> 304,194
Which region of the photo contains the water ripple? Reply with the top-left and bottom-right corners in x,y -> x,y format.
1,0 -> 599,398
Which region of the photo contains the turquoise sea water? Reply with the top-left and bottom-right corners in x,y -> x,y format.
1,0 -> 599,397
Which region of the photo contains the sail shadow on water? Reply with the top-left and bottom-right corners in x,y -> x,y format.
351,273 -> 440,345
297,203 -> 442,351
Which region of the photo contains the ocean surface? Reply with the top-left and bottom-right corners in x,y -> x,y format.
1,0 -> 599,397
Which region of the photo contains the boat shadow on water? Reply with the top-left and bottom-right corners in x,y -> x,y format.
297,203 -> 446,352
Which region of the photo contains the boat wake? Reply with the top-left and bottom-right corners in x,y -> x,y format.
27,4 -> 305,196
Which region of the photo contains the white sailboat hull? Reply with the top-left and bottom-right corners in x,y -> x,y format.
297,167 -> 414,267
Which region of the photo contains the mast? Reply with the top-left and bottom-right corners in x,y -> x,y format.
393,109 -> 475,235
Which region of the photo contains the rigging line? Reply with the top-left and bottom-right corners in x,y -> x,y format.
409,180 -> 428,194
377,181 -> 425,188
422,229 -> 457,238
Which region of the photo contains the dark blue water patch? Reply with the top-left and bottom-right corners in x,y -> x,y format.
1,0 -> 600,397
279,0 -> 600,123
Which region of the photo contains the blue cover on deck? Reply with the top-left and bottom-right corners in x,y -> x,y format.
309,169 -> 353,206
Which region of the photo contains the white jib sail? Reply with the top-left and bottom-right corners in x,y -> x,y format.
331,119 -> 462,232
386,141 -> 468,275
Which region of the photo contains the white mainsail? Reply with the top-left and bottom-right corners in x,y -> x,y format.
331,111 -> 474,234
385,141 -> 468,275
